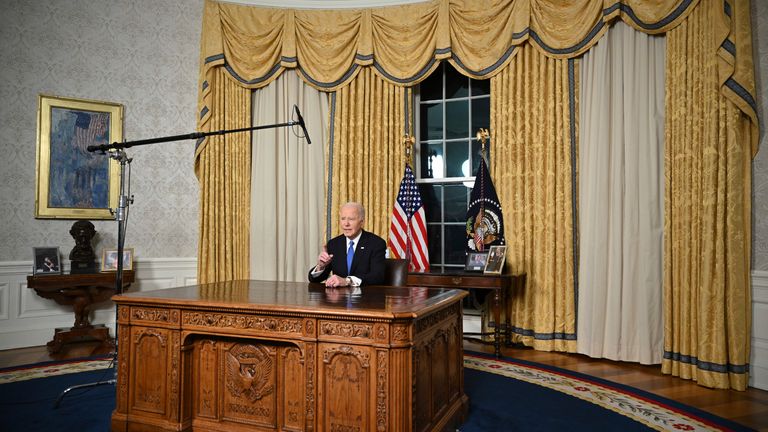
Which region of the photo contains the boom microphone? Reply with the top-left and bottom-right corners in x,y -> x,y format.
294,105 -> 311,144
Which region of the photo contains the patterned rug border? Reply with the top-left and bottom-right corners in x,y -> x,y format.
0,355 -> 113,385
464,351 -> 751,432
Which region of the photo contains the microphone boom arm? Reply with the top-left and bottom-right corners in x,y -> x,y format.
87,120 -> 300,153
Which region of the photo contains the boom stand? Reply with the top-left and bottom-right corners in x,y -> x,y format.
54,149 -> 132,408
53,108 -> 309,408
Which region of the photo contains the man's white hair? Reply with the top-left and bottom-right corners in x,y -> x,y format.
341,202 -> 365,220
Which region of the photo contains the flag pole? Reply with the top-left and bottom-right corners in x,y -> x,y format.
403,134 -> 415,265
475,129 -> 489,251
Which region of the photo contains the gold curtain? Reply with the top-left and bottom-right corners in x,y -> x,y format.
490,45 -> 577,352
194,69 -> 252,284
326,68 -> 409,240
662,0 -> 752,390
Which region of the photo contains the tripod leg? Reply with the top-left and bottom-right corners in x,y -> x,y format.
53,378 -> 116,409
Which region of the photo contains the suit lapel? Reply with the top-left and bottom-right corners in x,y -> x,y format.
349,231 -> 367,274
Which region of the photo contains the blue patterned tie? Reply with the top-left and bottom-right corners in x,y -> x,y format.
347,241 -> 355,274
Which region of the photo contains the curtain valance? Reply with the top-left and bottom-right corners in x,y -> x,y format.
200,0 -> 703,88
197,0 -> 757,154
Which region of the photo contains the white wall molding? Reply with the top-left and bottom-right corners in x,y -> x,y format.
0,258 -> 197,351
751,270 -> 768,390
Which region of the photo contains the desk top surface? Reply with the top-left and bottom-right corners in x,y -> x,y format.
113,279 -> 467,319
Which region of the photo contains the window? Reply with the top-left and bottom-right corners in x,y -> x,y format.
416,63 -> 491,273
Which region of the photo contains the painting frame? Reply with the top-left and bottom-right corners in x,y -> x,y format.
35,94 -> 123,219
101,248 -> 134,272
483,245 -> 507,275
33,247 -> 62,275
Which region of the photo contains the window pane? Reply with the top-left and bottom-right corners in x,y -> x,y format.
420,103 -> 443,141
420,64 -> 443,101
427,224 -> 442,264
444,225 -> 468,264
420,184 -> 442,223
445,141 -> 469,178
471,97 -> 490,134
420,143 -> 444,179
444,184 -> 468,222
445,100 -> 468,139
445,65 -> 469,99
471,78 -> 490,96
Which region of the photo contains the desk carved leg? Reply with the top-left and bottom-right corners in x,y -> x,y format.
492,290 -> 501,358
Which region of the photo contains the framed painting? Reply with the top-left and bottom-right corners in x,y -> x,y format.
35,95 -> 123,219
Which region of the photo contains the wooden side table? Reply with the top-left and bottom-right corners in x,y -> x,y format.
407,271 -> 524,357
27,271 -> 135,353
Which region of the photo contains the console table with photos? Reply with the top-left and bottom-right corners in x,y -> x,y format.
406,271 -> 524,357
27,270 -> 135,353
111,280 -> 468,432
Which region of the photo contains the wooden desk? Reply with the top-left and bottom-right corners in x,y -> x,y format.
111,280 -> 468,432
407,272 -> 523,357
27,271 -> 135,353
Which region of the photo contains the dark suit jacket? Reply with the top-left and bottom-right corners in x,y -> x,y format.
308,230 -> 386,286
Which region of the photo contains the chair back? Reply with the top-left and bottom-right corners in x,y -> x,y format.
384,259 -> 409,286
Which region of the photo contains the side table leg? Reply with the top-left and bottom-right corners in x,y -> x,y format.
493,290 -> 501,358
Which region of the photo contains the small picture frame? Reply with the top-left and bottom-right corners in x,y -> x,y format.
465,252 -> 488,272
484,245 -> 507,274
33,247 -> 62,275
101,248 -> 134,272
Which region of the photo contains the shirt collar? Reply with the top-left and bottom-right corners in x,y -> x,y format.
346,231 -> 362,248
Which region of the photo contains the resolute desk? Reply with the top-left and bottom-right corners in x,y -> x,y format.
111,280 -> 468,432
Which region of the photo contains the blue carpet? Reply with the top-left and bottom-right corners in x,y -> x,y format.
0,356 -> 755,432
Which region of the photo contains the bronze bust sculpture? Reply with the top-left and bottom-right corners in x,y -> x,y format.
69,220 -> 97,273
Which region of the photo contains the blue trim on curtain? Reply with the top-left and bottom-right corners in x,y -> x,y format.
195,137 -> 205,151
616,0 -> 694,31
202,80 -> 209,91
200,106 -> 209,119
568,58 -> 579,336
205,53 -> 224,64
663,351 -> 749,374
327,92 -> 337,241
510,326 -> 578,341
301,64 -> 361,90
374,57 -> 439,84
451,45 -> 517,77
724,0 -> 732,17
226,63 -> 283,86
530,21 -> 605,56
722,39 -> 736,56
726,77 -> 758,112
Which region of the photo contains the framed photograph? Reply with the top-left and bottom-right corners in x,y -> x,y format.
35,94 -> 123,219
101,248 -> 134,272
465,252 -> 488,272
484,245 -> 507,274
33,247 -> 62,275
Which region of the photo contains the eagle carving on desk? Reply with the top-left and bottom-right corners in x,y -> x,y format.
225,343 -> 275,403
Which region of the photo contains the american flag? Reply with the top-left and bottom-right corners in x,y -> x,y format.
388,165 -> 429,272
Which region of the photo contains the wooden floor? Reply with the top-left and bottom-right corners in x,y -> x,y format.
0,340 -> 766,431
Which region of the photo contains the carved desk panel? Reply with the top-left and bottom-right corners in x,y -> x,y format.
111,280 -> 468,432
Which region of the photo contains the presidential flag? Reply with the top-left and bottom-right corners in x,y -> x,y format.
388,164 -> 430,272
466,157 -> 505,251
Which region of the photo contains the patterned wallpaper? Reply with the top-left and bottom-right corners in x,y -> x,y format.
753,0 -> 768,271
0,0 -> 766,270
0,0 -> 203,261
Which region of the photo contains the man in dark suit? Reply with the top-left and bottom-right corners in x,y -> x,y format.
308,202 -> 386,287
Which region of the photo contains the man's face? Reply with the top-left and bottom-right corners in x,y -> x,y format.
340,205 -> 364,239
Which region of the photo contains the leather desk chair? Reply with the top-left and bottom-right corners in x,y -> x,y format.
383,259 -> 409,286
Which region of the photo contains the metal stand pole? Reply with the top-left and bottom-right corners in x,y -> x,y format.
54,150 -> 132,408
